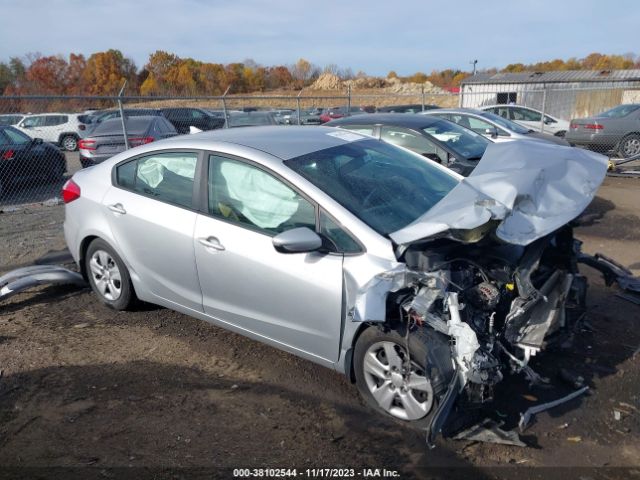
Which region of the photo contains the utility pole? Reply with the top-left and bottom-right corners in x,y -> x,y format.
470,59 -> 478,76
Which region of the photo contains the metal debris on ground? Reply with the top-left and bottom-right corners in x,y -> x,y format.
454,418 -> 527,447
519,386 -> 590,432
578,253 -> 640,304
0,265 -> 86,302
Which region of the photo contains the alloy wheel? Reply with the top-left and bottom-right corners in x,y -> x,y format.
362,341 -> 434,421
89,250 -> 122,301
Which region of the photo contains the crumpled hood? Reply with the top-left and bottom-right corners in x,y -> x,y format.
390,141 -> 608,246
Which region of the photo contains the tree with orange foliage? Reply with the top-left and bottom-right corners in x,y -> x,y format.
82,50 -> 136,95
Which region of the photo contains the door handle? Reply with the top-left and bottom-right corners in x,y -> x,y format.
198,236 -> 225,251
108,203 -> 126,215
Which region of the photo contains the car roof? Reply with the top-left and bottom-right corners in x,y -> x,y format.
326,113 -> 444,128
149,126 -> 370,160
423,108 -> 486,115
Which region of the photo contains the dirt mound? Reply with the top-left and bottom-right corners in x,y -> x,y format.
310,73 -> 343,90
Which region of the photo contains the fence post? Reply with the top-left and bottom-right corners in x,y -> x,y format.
458,87 -> 463,108
296,88 -> 303,125
117,81 -> 129,150
347,84 -> 351,115
221,85 -> 231,128
421,85 -> 425,111
540,88 -> 547,133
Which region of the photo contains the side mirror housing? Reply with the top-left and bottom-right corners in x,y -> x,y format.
484,127 -> 498,138
272,227 -> 323,254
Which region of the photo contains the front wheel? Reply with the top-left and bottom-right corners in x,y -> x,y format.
85,238 -> 136,310
353,325 -> 453,428
618,134 -> 640,159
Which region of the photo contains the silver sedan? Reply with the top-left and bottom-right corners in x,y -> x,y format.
62,126 -> 607,441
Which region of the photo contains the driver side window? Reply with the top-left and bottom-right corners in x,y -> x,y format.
208,155 -> 316,236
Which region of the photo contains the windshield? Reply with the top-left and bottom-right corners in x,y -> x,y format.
422,119 -> 490,160
285,139 -> 459,235
479,111 -> 530,134
596,104 -> 640,118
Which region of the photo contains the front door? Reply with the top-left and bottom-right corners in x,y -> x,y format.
194,153 -> 344,363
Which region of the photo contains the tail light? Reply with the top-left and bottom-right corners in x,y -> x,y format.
78,139 -> 96,151
62,179 -> 81,203
583,123 -> 604,130
2,149 -> 15,160
129,136 -> 154,147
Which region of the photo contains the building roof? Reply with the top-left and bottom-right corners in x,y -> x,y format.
462,69 -> 640,85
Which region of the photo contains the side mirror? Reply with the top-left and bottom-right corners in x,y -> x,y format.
544,118 -> 554,125
272,227 -> 322,254
484,127 -> 498,138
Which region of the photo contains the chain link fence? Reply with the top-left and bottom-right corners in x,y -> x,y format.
0,87 -> 638,210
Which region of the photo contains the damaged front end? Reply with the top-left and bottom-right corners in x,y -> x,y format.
353,227 -> 589,446
348,141 -> 613,445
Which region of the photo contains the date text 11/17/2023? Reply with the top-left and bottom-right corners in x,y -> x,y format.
233,468 -> 401,478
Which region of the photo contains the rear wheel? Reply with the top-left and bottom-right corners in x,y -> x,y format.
618,134 -> 640,159
61,135 -> 78,151
85,239 -> 136,310
353,325 -> 453,429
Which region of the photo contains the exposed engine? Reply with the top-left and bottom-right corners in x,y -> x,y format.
394,226 -> 587,404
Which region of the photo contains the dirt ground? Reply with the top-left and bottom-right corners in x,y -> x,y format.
0,176 -> 639,479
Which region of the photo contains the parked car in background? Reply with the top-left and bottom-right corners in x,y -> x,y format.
0,114 -> 26,126
225,111 -> 278,128
87,109 -> 165,128
565,104 -> 640,158
319,107 -> 368,123
0,125 -> 66,196
421,108 -> 569,146
78,116 -> 178,168
326,113 -> 491,175
161,107 -> 225,134
15,113 -> 88,151
376,104 -> 440,113
62,126 -> 606,441
480,105 -> 570,136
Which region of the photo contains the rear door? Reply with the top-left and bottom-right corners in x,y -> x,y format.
193,153 -> 344,362
102,150 -> 203,311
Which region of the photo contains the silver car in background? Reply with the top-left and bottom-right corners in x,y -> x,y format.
565,104 -> 640,157
421,108 -> 570,146
63,127 -> 607,443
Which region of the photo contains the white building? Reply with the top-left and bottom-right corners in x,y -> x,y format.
460,70 -> 640,120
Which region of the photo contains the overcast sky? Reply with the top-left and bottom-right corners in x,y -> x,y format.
1,0 -> 637,75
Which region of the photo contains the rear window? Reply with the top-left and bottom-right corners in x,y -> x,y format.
93,118 -> 151,136
597,104 -> 640,118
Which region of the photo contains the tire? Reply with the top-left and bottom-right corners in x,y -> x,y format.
617,134 -> 640,159
85,238 -> 137,310
353,324 -> 454,429
61,134 -> 78,152
554,130 -> 566,137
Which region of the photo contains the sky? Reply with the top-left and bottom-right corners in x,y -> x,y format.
1,0 -> 638,76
